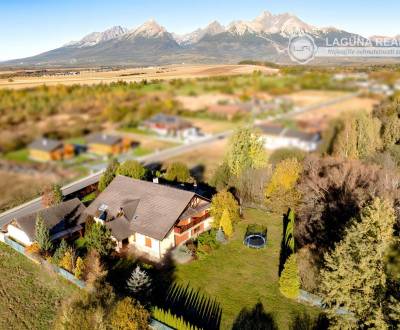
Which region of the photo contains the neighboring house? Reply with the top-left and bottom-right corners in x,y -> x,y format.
86,133 -> 131,156
85,175 -> 212,259
28,138 -> 75,162
6,198 -> 87,246
369,83 -> 394,96
142,113 -> 196,139
256,124 -> 321,152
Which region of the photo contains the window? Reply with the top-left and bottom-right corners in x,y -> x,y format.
145,236 -> 152,248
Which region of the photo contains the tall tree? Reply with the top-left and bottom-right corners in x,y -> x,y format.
265,158 -> 302,214
320,198 -> 400,329
210,190 -> 240,228
98,159 -> 120,192
226,127 -> 266,177
116,160 -> 147,180
35,213 -> 53,253
42,183 -> 63,207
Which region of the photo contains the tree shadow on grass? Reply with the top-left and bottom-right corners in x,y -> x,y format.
279,209 -> 291,276
232,302 -> 277,330
290,312 -> 330,330
162,282 -> 222,330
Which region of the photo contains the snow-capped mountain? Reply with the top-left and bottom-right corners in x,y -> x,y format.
176,21 -> 226,45
2,10 -> 377,67
66,26 -> 128,47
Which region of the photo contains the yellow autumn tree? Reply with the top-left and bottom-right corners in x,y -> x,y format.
220,209 -> 233,238
265,158 -> 302,213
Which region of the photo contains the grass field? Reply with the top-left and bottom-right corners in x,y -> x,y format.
174,209 -> 319,330
0,243 -> 77,330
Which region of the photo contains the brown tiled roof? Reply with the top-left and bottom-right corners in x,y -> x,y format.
13,198 -> 86,241
144,113 -> 192,130
85,175 -> 208,240
28,138 -> 63,152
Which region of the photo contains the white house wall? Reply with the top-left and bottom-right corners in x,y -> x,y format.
262,136 -> 318,152
159,229 -> 175,256
7,224 -> 32,246
133,232 -> 161,259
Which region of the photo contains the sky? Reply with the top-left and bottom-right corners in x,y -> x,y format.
1,0 -> 400,61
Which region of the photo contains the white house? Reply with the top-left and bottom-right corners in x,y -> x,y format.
85,175 -> 213,260
256,124 -> 320,152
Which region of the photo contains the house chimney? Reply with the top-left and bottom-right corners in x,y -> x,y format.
153,177 -> 159,184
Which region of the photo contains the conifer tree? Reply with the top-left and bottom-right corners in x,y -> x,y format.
35,213 -> 53,253
74,257 -> 85,280
320,198 -> 400,329
220,209 -> 233,238
126,265 -> 152,297
279,254 -> 300,299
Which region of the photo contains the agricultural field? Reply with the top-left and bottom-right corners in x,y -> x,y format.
0,64 -> 277,90
0,243 -> 77,330
174,209 -> 320,329
0,171 -> 54,213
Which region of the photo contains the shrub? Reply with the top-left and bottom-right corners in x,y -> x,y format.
153,307 -> 200,330
268,148 -> 306,165
98,159 -> 119,192
279,254 -> 300,299
84,222 -> 116,256
196,229 -> 220,258
164,162 -> 193,183
59,248 -> 75,273
52,239 -> 68,265
109,297 -> 150,330
25,242 -> 41,255
116,160 -> 147,179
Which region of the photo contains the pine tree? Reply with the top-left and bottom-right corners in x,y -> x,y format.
52,184 -> 63,205
320,198 -> 400,329
98,159 -> 119,192
126,265 -> 152,297
35,213 -> 53,253
53,239 -> 68,264
279,254 -> 300,299
74,257 -> 85,280
220,209 -> 233,238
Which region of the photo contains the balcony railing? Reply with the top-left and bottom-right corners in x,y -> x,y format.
174,213 -> 209,234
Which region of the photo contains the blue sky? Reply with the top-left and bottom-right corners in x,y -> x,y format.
1,0 -> 399,61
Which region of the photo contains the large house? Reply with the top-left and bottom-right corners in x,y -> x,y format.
256,124 -> 321,152
28,138 -> 75,162
7,198 -> 87,246
86,133 -> 131,156
85,175 -> 212,259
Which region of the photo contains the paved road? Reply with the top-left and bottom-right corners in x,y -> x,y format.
0,131 -> 232,228
0,91 -> 360,228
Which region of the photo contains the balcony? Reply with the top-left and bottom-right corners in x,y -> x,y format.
174,213 -> 209,234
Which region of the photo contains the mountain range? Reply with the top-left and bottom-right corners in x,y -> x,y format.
1,11 -> 386,67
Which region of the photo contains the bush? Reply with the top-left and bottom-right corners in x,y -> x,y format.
164,162 -> 193,183
117,160 -> 147,179
196,229 -> 220,258
210,190 -> 240,228
279,254 -> 300,299
109,297 -> 150,330
74,257 -> 85,280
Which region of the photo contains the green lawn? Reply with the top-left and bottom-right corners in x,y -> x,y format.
174,209 -> 318,329
3,149 -> 30,162
0,243 -> 78,330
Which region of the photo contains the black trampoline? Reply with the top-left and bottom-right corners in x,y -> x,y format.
243,224 -> 267,249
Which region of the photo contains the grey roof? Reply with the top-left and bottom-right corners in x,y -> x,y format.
85,175 -> 209,241
86,133 -> 122,146
256,124 -> 320,143
28,138 -> 63,152
12,198 -> 86,241
145,113 -> 192,128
